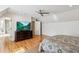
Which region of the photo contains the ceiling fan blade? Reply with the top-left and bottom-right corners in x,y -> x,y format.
35,10 -> 50,16
42,12 -> 49,14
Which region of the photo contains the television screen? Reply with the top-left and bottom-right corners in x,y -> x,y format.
17,21 -> 30,31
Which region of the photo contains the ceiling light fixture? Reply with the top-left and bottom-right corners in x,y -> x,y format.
53,14 -> 58,21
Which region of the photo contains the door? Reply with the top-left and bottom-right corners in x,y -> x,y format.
5,18 -> 12,36
35,21 -> 41,35
0,20 -> 5,35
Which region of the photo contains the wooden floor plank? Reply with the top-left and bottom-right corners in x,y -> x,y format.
5,35 -> 44,53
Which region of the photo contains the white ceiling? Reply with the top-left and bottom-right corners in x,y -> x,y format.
0,5 -> 79,16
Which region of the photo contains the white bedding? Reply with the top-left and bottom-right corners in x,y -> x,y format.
39,35 -> 79,53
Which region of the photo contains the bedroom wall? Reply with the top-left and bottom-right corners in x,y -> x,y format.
43,21 -> 79,36
41,8 -> 79,22
42,8 -> 79,37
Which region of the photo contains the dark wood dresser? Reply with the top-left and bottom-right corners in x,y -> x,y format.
15,30 -> 32,42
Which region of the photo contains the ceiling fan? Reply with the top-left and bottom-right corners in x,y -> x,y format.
36,10 -> 50,16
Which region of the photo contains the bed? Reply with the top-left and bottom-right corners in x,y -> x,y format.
39,35 -> 79,53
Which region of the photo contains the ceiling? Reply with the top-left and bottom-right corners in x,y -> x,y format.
0,5 -> 79,16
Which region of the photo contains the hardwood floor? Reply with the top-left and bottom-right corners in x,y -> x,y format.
4,35 -> 44,53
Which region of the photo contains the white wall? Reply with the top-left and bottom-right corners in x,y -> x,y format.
43,21 -> 79,36
57,9 -> 79,21
42,9 -> 79,37
40,8 -> 79,23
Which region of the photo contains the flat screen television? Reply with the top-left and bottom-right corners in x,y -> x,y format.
17,21 -> 31,31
